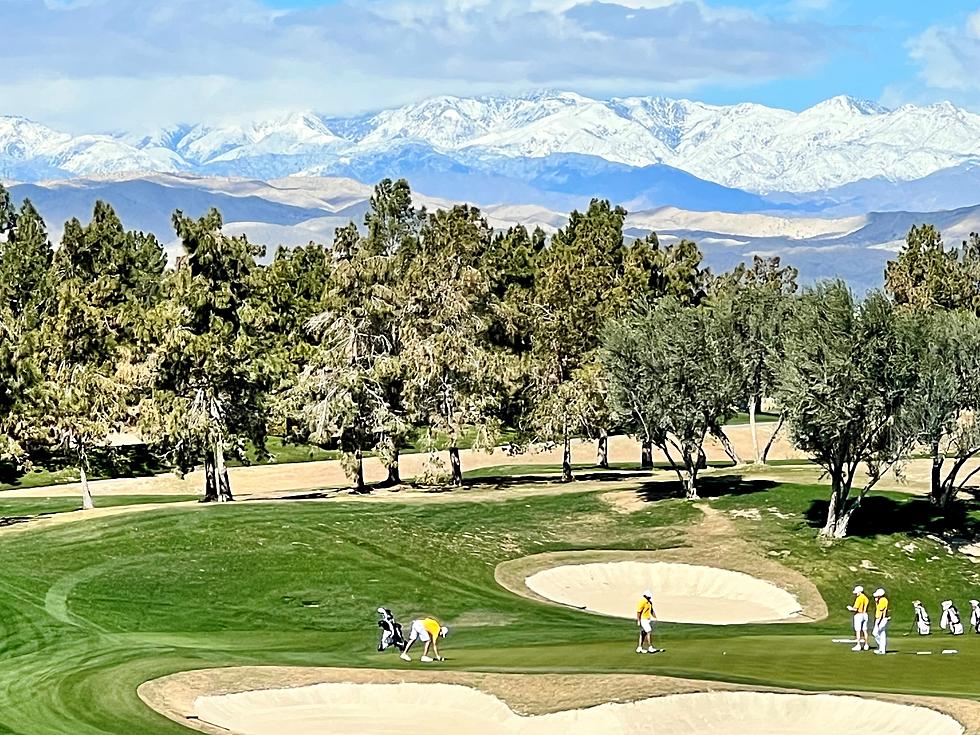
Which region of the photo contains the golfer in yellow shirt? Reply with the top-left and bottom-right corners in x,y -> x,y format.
846,585 -> 870,651
871,588 -> 890,655
400,617 -> 449,663
635,590 -> 660,654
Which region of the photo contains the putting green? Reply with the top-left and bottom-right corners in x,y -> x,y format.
0,479 -> 976,734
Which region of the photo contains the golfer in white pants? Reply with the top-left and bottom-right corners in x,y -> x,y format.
847,585 -> 870,651
400,617 -> 448,663
871,588 -> 890,655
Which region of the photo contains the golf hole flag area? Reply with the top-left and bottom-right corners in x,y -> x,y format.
524,561 -> 804,625
188,684 -> 964,735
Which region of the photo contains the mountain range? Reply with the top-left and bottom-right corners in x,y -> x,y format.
4,90 -> 980,291
5,91 -> 980,215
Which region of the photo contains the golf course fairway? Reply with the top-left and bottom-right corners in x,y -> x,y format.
0,471 -> 978,734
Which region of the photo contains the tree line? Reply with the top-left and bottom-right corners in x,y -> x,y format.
0,181 -> 977,538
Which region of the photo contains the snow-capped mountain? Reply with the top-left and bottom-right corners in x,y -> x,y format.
5,90 -> 980,202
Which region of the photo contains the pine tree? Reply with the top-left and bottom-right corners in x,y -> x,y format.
22,202 -> 165,509
286,223 -> 405,491
140,209 -> 274,502
401,205 -> 502,485
0,197 -> 54,465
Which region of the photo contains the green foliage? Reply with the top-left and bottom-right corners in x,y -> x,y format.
400,205 -> 503,484
15,202 -> 164,509
715,256 -> 798,462
777,283 -> 922,537
900,309 -> 980,507
602,296 -> 746,498
286,180 -> 423,488
139,209 -> 276,500
884,225 -> 980,311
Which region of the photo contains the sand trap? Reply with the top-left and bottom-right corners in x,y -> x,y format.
192,684 -> 963,735
524,561 -> 802,624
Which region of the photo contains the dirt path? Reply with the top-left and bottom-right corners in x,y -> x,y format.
0,424 -> 802,500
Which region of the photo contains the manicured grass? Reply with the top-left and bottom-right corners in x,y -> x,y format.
0,478 -> 977,733
0,496 -> 198,521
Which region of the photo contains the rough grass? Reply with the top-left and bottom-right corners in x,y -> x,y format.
0,478 -> 977,734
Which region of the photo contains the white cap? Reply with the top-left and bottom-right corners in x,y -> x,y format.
942,600 -> 953,610
377,607 -> 386,614
439,626 -> 449,638
852,586 -> 863,595
643,590 -> 653,599
970,600 -> 979,607
872,588 -> 885,597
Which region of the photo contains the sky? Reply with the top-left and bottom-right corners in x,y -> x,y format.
2,0 -> 980,132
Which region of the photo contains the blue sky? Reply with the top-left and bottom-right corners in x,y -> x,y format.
2,0 -> 980,131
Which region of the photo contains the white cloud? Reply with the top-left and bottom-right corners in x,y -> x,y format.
908,10 -> 980,92
0,0 -> 847,131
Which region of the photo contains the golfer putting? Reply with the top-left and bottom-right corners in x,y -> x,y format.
635,590 -> 662,654
847,585 -> 870,651
970,600 -> 979,633
399,617 -> 448,663
871,588 -> 890,655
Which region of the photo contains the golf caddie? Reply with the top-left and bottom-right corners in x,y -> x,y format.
635,590 -> 659,654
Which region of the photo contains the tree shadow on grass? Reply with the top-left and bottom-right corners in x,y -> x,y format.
633,475 -> 778,503
805,495 -> 980,538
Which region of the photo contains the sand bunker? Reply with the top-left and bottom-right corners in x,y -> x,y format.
192,684 -> 963,735
524,561 -> 803,624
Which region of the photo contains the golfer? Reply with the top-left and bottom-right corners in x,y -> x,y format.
871,588 -> 890,655
400,617 -> 448,663
635,590 -> 659,654
971,600 -> 980,634
847,585 -> 870,651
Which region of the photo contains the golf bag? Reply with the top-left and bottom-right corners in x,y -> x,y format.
940,602 -> 965,636
377,607 -> 407,652
912,604 -> 931,635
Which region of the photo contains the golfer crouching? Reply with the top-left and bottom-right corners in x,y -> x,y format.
400,617 -> 449,663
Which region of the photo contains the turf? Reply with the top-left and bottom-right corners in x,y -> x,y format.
0,480 -> 977,734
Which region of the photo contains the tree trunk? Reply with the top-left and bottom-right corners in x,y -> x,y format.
683,473 -> 698,500
596,430 -> 609,469
213,441 -> 233,502
203,450 -> 217,502
820,481 -> 855,538
449,447 -> 462,486
78,438 -> 94,511
561,429 -> 574,483
760,415 -> 785,465
641,440 -> 653,470
748,398 -> 760,464
929,443 -> 944,506
387,449 -> 401,486
352,449 -> 366,493
712,426 -> 740,465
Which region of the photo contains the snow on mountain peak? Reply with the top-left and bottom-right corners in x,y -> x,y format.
4,91 -> 980,194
